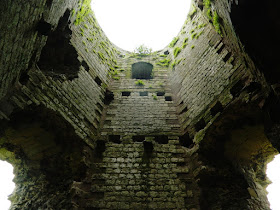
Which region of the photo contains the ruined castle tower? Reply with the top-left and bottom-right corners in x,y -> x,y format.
0,0 -> 280,209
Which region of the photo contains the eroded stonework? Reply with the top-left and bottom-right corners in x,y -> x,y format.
0,0 -> 279,209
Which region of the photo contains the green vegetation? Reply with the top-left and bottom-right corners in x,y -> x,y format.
213,11 -> 222,36
203,0 -> 211,9
148,85 -> 153,89
196,31 -> 204,39
84,24 -> 89,29
198,23 -> 206,29
158,82 -> 164,87
153,95 -> 158,100
191,33 -> 197,39
173,47 -> 181,58
98,52 -> 106,61
112,76 -> 120,80
171,61 -> 176,69
182,42 -> 188,48
159,54 -> 167,58
169,37 -> 179,48
133,44 -> 152,56
135,80 -> 145,86
191,45 -> 195,49
74,0 -> 92,25
188,5 -> 197,19
156,58 -> 171,67
203,0 -> 223,36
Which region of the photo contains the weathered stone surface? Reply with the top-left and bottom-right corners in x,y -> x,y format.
0,0 -> 279,209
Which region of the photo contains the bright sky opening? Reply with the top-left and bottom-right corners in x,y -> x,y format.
267,154 -> 280,210
91,0 -> 192,52
0,160 -> 15,210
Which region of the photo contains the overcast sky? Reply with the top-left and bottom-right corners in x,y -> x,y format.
91,0 -> 191,52
0,161 -> 15,210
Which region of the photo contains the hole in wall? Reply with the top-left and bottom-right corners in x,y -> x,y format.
122,91 -> 131,96
157,92 -> 165,96
109,135 -> 121,144
19,71 -> 30,86
195,118 -> 206,132
216,43 -> 225,54
104,89 -> 114,105
266,154 -> 280,210
94,76 -> 102,86
164,50 -> 170,55
180,105 -> 188,114
154,135 -> 169,144
230,80 -> 245,97
36,19 -> 52,36
210,101 -> 223,116
132,62 -> 153,79
143,141 -> 154,154
140,91 -> 148,96
81,60 -> 90,72
133,136 -> 145,142
179,133 -> 194,148
0,161 -> 15,210
94,140 -> 106,159
223,52 -> 232,63
165,96 -> 172,101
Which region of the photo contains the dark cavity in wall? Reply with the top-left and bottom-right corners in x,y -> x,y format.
179,133 -> 194,148
132,62 -> 153,79
94,140 -> 106,159
36,19 -> 52,36
210,101 -> 223,116
195,118 -> 206,132
143,141 -> 153,158
230,80 -> 245,97
81,60 -> 90,72
140,91 -> 148,96
165,96 -> 172,101
230,0 -> 280,83
38,10 -> 80,80
133,135 -> 145,142
154,135 -> 169,144
94,76 -> 102,86
157,92 -> 165,96
104,89 -> 114,105
122,91 -> 131,96
109,135 -> 121,144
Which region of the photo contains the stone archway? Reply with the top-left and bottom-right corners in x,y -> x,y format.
195,100 -> 278,210
0,106 -> 87,209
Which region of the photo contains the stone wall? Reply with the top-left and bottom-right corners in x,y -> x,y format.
0,0 -> 279,209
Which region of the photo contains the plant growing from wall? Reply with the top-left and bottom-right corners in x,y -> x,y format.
74,0 -> 92,25
188,5 -> 197,20
169,37 -> 179,48
213,11 -> 222,36
135,80 -> 145,86
156,59 -> 171,67
173,47 -> 181,58
133,45 -> 152,56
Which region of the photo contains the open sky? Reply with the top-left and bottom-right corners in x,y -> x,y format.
0,161 -> 15,210
91,0 -> 192,52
